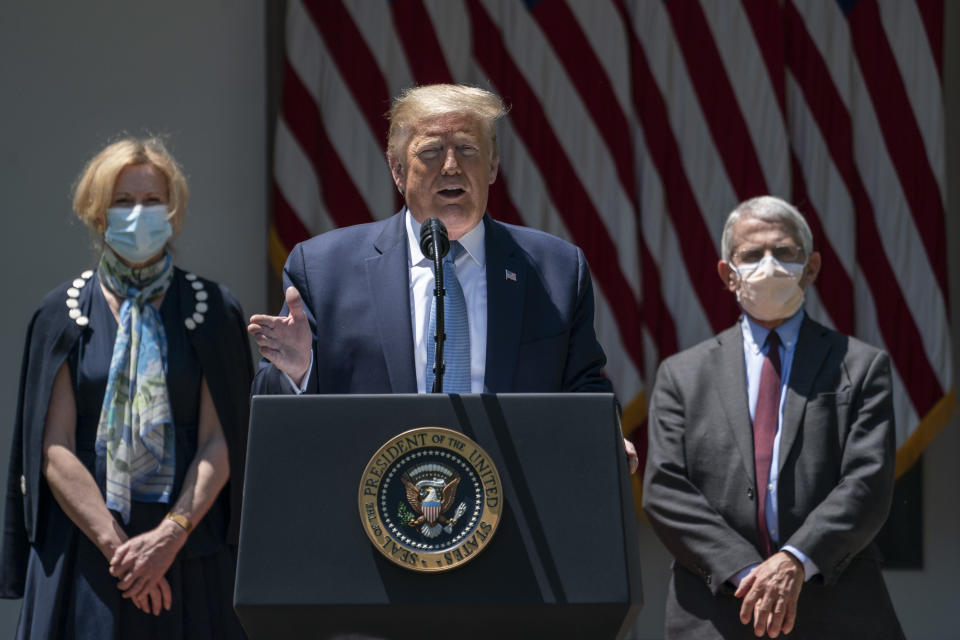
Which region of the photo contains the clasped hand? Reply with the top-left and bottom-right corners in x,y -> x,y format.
735,551 -> 804,638
248,286 -> 312,385
109,519 -> 187,616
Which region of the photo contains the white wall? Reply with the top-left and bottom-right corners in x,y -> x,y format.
0,1 -> 265,632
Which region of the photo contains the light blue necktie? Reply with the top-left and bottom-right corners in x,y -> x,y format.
426,241 -> 471,393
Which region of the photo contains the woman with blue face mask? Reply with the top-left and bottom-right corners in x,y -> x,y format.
0,137 -> 251,639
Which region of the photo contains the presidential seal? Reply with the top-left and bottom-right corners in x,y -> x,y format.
358,427 -> 503,572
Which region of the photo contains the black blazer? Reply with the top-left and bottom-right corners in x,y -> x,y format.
0,269 -> 253,598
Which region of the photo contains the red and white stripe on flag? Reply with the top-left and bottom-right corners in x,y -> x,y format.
423,502 -> 441,525
271,0 -> 953,504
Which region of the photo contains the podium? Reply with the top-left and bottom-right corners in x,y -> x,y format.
234,393 -> 642,639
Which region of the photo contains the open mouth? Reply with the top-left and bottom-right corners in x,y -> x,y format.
437,188 -> 465,199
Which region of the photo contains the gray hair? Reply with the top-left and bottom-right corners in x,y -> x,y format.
720,196 -> 813,262
386,84 -> 508,162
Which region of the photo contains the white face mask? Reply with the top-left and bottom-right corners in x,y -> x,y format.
104,204 -> 173,263
735,255 -> 806,321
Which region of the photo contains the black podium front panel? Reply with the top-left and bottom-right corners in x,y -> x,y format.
235,393 -> 642,639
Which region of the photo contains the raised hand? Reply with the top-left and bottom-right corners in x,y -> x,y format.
248,286 -> 313,386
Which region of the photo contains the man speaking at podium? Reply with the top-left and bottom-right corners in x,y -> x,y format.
248,83 -> 637,472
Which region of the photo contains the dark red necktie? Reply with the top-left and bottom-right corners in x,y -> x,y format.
753,331 -> 781,558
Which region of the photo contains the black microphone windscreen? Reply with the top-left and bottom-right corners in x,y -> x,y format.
419,218 -> 450,260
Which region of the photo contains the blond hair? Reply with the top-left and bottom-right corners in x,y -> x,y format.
72,136 -> 189,235
386,84 -> 508,162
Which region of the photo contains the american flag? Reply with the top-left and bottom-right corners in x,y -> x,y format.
271,0 -> 952,500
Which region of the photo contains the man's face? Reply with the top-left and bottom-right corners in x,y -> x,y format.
390,112 -> 499,241
717,215 -> 821,293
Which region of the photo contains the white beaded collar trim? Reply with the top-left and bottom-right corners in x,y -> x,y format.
183,272 -> 209,331
63,270 -> 209,330
64,270 -> 94,326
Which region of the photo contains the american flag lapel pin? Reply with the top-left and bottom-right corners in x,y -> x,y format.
505,269 -> 517,282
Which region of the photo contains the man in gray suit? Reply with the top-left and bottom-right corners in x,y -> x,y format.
643,196 -> 903,639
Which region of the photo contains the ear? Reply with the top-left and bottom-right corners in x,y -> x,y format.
387,153 -> 405,194
800,251 -> 821,288
717,260 -> 738,293
488,153 -> 499,185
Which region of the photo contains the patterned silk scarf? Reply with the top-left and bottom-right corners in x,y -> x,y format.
95,249 -> 175,523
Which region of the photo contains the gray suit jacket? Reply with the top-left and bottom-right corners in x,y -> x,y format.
643,315 -> 902,639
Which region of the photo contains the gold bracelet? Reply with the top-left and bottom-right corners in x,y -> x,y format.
164,512 -> 193,534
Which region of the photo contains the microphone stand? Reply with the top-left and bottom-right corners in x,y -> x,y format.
429,223 -> 446,393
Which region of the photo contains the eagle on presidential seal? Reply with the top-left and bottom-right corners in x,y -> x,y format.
401,467 -> 467,539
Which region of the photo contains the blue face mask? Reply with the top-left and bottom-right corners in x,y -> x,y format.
104,204 -> 173,263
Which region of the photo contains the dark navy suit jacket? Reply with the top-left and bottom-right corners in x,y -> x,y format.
252,211 -> 611,395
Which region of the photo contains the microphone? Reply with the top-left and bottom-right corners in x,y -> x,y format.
419,217 -> 450,261
419,218 -> 449,392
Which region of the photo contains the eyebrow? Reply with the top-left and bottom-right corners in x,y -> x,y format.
419,126 -> 478,138
113,190 -> 164,197
738,242 -> 799,248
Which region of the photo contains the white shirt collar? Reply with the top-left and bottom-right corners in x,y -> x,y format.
405,208 -> 486,268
